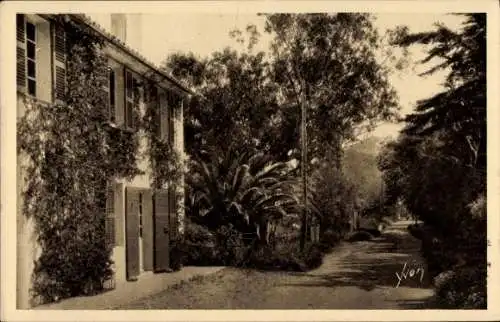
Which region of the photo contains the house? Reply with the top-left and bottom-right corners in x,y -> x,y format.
16,13 -> 192,309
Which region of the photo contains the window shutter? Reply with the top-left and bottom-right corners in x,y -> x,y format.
153,190 -> 170,272
169,185 -> 177,241
16,14 -> 26,89
125,70 -> 134,129
105,181 -> 115,247
114,65 -> 125,125
150,86 -> 161,138
168,94 -> 175,144
53,23 -> 66,102
132,77 -> 140,130
101,67 -> 110,119
109,68 -> 116,123
160,92 -> 169,141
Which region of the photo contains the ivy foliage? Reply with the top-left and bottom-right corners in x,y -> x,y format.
17,15 -> 143,304
142,80 -> 184,192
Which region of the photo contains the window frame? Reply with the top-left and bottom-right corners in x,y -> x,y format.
124,69 -> 139,130
103,66 -> 116,124
25,20 -> 37,96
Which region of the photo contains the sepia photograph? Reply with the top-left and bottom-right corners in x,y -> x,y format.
1,1 -> 499,321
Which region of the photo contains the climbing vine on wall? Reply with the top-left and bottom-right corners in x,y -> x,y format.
17,15 -> 142,304
142,80 -> 184,191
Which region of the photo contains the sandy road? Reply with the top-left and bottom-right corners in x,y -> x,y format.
118,220 -> 436,309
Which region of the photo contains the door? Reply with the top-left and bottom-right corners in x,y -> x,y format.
125,187 -> 140,281
154,190 -> 170,272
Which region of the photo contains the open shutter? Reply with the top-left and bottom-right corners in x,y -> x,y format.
124,69 -> 135,129
53,23 -> 66,102
160,91 -> 169,141
150,86 -> 161,138
168,94 -> 176,144
105,181 -> 116,248
125,187 -> 140,281
132,77 -> 141,130
109,68 -> 116,123
114,65 -> 125,125
101,67 -> 110,120
154,189 -> 170,272
142,189 -> 154,271
169,184 -> 178,241
16,14 -> 26,89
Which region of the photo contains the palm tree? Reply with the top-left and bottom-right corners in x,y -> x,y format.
186,146 -> 301,246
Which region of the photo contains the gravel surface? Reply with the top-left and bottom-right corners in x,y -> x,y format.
118,220 -> 437,309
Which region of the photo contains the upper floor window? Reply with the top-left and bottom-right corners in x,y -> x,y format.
103,67 -> 116,123
26,22 -> 36,96
125,69 -> 140,129
16,15 -> 37,96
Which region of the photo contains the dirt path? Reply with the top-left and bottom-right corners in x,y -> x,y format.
118,220 -> 437,309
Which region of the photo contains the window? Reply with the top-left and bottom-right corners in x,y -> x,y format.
16,16 -> 37,96
26,22 -> 36,96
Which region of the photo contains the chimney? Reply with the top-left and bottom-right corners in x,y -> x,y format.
111,13 -> 127,42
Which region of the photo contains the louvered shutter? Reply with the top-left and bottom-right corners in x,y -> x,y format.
142,189 -> 154,271
154,190 -> 170,272
114,65 -> 125,125
168,94 -> 175,144
53,23 -> 66,102
125,70 -> 134,129
160,91 -> 169,141
101,67 -> 110,120
150,87 -> 161,138
126,187 -> 140,281
105,181 -> 116,247
109,68 -> 116,123
132,77 -> 140,130
16,14 -> 26,89
169,184 -> 178,241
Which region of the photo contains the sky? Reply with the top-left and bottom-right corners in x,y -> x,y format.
93,12 -> 466,140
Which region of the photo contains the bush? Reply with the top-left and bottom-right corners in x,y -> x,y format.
347,230 -> 374,242
302,243 -> 324,269
214,224 -> 248,266
181,221 -> 219,266
243,241 -> 326,272
318,230 -> 342,253
169,240 -> 186,271
435,266 -> 486,309
245,245 -> 304,271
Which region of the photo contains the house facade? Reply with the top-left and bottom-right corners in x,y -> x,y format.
16,13 -> 190,309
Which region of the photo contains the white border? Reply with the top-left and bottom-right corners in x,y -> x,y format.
1,1 -> 499,321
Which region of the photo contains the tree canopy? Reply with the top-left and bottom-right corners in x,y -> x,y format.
379,13 -> 486,231
164,13 -> 400,166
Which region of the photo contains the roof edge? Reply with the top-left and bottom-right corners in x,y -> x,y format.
42,13 -> 197,97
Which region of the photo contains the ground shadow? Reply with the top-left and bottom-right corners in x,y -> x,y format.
276,225 -> 437,308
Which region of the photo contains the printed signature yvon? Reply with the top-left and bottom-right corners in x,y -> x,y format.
395,261 -> 425,288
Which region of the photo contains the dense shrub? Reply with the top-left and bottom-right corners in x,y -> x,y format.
318,229 -> 342,253
181,221 -> 219,266
302,243 -> 324,269
347,230 -> 374,242
243,242 -> 324,272
435,266 -> 487,309
245,245 -> 304,271
214,224 -> 247,266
